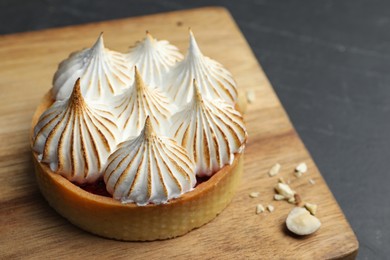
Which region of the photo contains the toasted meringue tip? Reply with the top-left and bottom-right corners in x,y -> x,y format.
70,78 -> 84,104
145,30 -> 155,42
92,33 -> 105,51
133,66 -> 146,89
188,29 -> 201,54
143,116 -> 154,138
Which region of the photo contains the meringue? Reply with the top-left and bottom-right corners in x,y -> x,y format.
33,79 -> 119,184
52,33 -> 131,101
115,67 -> 174,141
170,80 -> 247,177
126,31 -> 183,88
166,30 -> 238,105
104,117 -> 196,205
33,31 -> 248,207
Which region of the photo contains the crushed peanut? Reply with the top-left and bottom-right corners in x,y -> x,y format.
288,197 -> 296,204
304,203 -> 318,215
309,179 -> 316,185
249,192 -> 260,198
294,193 -> 302,206
294,171 -> 303,178
246,90 -> 256,104
267,205 -> 275,212
286,207 -> 321,236
268,163 -> 281,177
274,194 -> 285,201
295,162 -> 308,173
256,204 -> 265,214
275,183 -> 295,199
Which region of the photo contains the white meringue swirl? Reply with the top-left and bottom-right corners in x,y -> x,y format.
166,30 -> 238,105
52,34 -> 131,101
33,79 -> 119,184
115,67 -> 174,141
170,80 -> 247,177
104,117 -> 196,205
126,31 -> 183,88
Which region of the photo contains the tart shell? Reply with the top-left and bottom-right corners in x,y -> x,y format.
31,92 -> 244,241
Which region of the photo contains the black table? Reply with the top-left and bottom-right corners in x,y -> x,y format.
1,1 -> 389,258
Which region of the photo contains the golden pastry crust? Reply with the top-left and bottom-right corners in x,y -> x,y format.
31,92 -> 244,241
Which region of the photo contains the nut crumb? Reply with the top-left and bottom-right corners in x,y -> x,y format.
288,197 -> 296,204
256,204 -> 265,214
309,179 -> 316,185
268,163 -> 281,177
304,203 -> 318,215
278,177 -> 286,184
294,171 -> 303,178
274,194 -> 285,201
249,192 -> 260,198
275,183 -> 295,199
295,162 -> 308,173
267,205 -> 275,212
286,207 -> 321,235
294,194 -> 302,206
246,90 -> 256,104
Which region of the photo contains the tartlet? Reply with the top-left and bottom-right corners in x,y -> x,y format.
31,31 -> 247,241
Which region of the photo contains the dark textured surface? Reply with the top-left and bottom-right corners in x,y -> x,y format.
1,0 -> 389,259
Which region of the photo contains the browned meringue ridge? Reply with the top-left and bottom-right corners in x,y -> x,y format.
31,91 -> 244,241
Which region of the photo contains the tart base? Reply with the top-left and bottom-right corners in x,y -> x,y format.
31,92 -> 244,241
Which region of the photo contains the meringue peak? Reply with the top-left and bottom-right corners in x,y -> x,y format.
91,32 -> 105,54
165,30 -> 238,105
52,33 -> 131,101
170,90 -> 247,177
188,29 -> 202,57
115,67 -> 174,140
104,119 -> 196,205
126,33 -> 183,89
33,79 -> 119,184
144,31 -> 155,46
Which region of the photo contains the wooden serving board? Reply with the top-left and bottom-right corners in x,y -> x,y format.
0,7 -> 358,259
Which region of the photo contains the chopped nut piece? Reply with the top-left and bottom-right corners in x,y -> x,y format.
309,179 -> 316,185
268,163 -> 281,177
249,192 -> 260,198
294,194 -> 302,206
294,171 -> 303,178
286,207 -> 321,235
288,197 -> 296,204
256,204 -> 265,214
267,205 -> 275,212
304,203 -> 318,215
275,183 -> 295,199
278,177 -> 286,184
274,194 -> 285,201
246,90 -> 256,104
295,162 -> 308,173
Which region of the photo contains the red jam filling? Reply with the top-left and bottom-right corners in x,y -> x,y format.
77,175 -> 211,197
78,179 -> 111,197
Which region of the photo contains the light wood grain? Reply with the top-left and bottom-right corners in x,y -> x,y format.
0,7 -> 358,259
